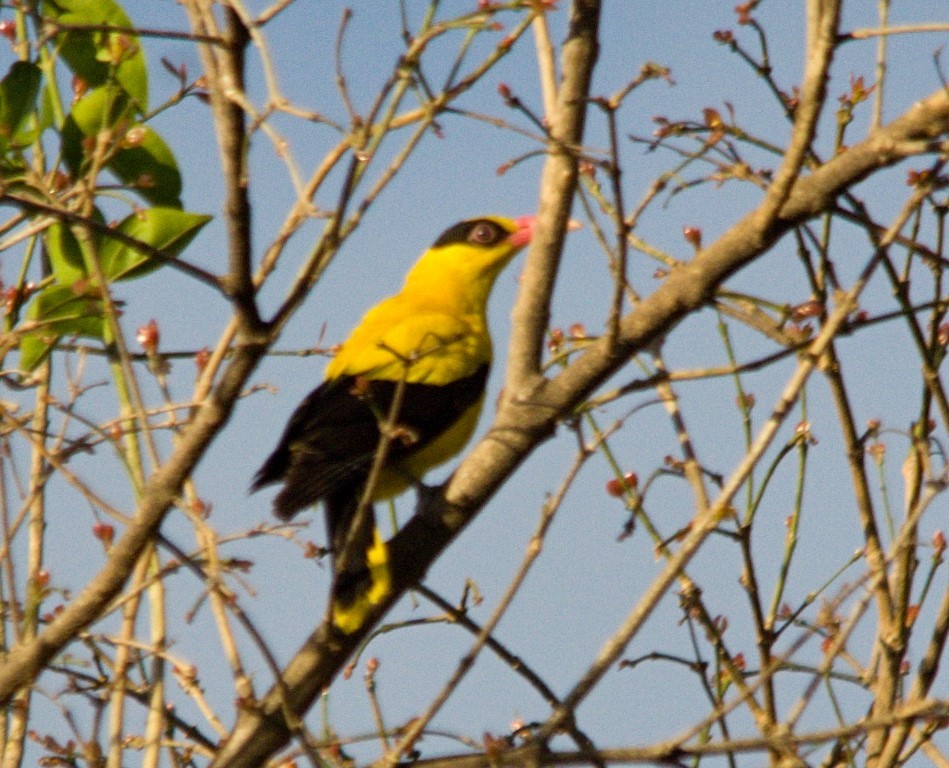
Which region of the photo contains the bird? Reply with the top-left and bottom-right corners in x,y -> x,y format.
252,215 -> 536,633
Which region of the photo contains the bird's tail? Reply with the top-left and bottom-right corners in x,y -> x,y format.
326,493 -> 392,634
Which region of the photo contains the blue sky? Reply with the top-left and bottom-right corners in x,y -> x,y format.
11,1 -> 949,764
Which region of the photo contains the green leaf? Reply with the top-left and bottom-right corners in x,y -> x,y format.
19,333 -> 55,372
61,85 -> 133,174
45,221 -> 87,285
37,83 -> 57,133
66,84 -> 132,135
42,0 -> 147,111
19,284 -> 105,370
108,124 -> 182,207
99,207 -> 211,281
61,88 -> 181,206
0,61 -> 41,149
44,208 -> 106,285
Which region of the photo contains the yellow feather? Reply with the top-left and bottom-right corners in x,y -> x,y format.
325,215 -> 526,384
257,215 -> 535,634
332,528 -> 393,635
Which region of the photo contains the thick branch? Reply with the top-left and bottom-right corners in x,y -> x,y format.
207,87 -> 949,768
757,0 -> 839,220
507,0 -> 600,387
0,343 -> 267,703
183,1 -> 261,331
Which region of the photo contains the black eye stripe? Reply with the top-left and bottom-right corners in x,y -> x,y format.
432,219 -> 506,248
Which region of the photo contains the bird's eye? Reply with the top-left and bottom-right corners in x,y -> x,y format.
468,222 -> 500,245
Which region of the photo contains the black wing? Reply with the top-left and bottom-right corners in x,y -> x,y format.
252,363 -> 490,521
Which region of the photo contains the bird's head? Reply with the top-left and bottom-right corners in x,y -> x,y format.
431,215 -> 536,251
405,215 -> 536,299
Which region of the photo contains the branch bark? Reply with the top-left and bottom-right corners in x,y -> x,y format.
206,77 -> 949,768
0,343 -> 267,703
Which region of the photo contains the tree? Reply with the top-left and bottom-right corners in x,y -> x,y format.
1,1 -> 948,766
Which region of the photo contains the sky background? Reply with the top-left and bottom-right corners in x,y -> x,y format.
8,1 -> 949,764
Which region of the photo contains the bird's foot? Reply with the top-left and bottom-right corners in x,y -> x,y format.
413,481 -> 445,517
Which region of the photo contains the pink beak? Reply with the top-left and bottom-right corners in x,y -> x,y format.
508,215 -> 537,248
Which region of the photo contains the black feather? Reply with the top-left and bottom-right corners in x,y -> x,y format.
432,219 -> 508,248
253,363 -> 490,528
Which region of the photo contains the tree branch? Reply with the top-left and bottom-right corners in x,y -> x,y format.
506,0 -> 600,389
204,72 -> 949,768
0,343 -> 266,703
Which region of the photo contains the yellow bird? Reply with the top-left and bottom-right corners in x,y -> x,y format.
253,215 -> 536,633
